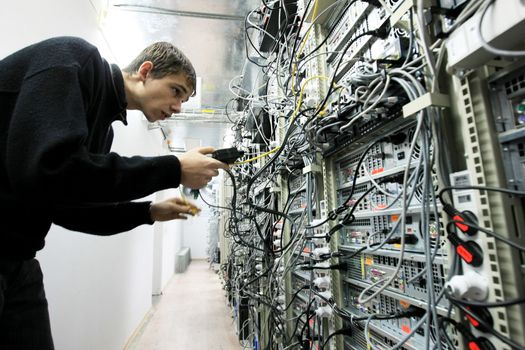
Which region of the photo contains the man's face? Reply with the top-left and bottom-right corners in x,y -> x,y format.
140,72 -> 193,122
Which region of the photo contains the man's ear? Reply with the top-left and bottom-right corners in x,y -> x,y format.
138,61 -> 154,81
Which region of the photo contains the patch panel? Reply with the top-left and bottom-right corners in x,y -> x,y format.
340,249 -> 448,310
326,1 -> 372,61
336,181 -> 410,213
342,322 -> 418,350
338,213 -> 443,254
329,4 -> 395,81
335,128 -> 420,189
323,107 -> 413,157
341,283 -> 439,350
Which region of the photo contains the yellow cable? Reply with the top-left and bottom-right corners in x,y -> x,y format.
235,73 -> 330,166
291,75 -> 330,123
235,146 -> 281,165
236,75 -> 328,165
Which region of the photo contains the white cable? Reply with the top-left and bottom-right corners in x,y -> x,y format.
246,9 -> 278,46
443,0 -> 483,35
477,0 -> 525,57
340,75 -> 391,132
248,105 -> 271,145
360,157 -> 397,199
416,0 -> 437,79
357,108 -> 425,304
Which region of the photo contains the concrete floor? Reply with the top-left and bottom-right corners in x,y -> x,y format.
126,260 -> 242,350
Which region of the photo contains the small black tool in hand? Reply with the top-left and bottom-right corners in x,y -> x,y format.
211,147 -> 244,164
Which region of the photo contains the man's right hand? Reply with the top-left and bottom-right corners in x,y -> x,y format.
178,146 -> 228,189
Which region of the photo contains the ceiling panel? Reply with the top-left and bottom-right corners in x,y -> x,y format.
105,0 -> 259,109
112,0 -> 258,17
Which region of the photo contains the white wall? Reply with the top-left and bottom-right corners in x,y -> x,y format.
0,1 -> 111,58
39,117 -> 164,350
152,188 -> 183,295
0,2 -> 173,350
169,122 -> 229,259
181,192 -> 215,259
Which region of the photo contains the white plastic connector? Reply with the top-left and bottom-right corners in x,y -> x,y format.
311,247 -> 330,259
315,305 -> 333,318
299,116 -> 308,125
385,96 -> 399,104
317,291 -> 332,301
313,276 -> 331,289
445,270 -> 489,301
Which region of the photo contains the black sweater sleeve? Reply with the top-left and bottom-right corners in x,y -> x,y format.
52,201 -> 154,236
5,61 -> 180,204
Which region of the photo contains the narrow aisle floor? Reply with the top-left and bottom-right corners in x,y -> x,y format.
127,260 -> 242,350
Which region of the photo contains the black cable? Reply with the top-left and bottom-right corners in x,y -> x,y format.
335,237 -> 405,260
198,191 -> 231,211
450,299 -> 525,350
261,0 -> 281,11
224,98 -> 238,124
446,290 -> 525,308
300,262 -> 347,271
287,0 -> 313,77
250,204 -> 299,254
283,285 -> 311,312
320,327 -> 352,350
230,219 -> 268,252
246,113 -> 300,194
446,220 -> 525,252
244,21 -> 269,68
439,184 -> 525,252
438,317 -> 461,350
300,0 -> 358,64
315,27 -> 390,119
306,138 -> 381,230
224,169 -> 238,215
438,185 -> 525,204
290,299 -> 316,344
298,302 -> 317,348
340,185 -> 376,225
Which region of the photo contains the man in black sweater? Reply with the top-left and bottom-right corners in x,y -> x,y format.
0,36 -> 228,349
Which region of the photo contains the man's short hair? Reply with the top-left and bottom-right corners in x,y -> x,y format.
124,42 -> 197,96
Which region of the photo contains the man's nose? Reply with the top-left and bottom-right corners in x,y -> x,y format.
170,99 -> 182,114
